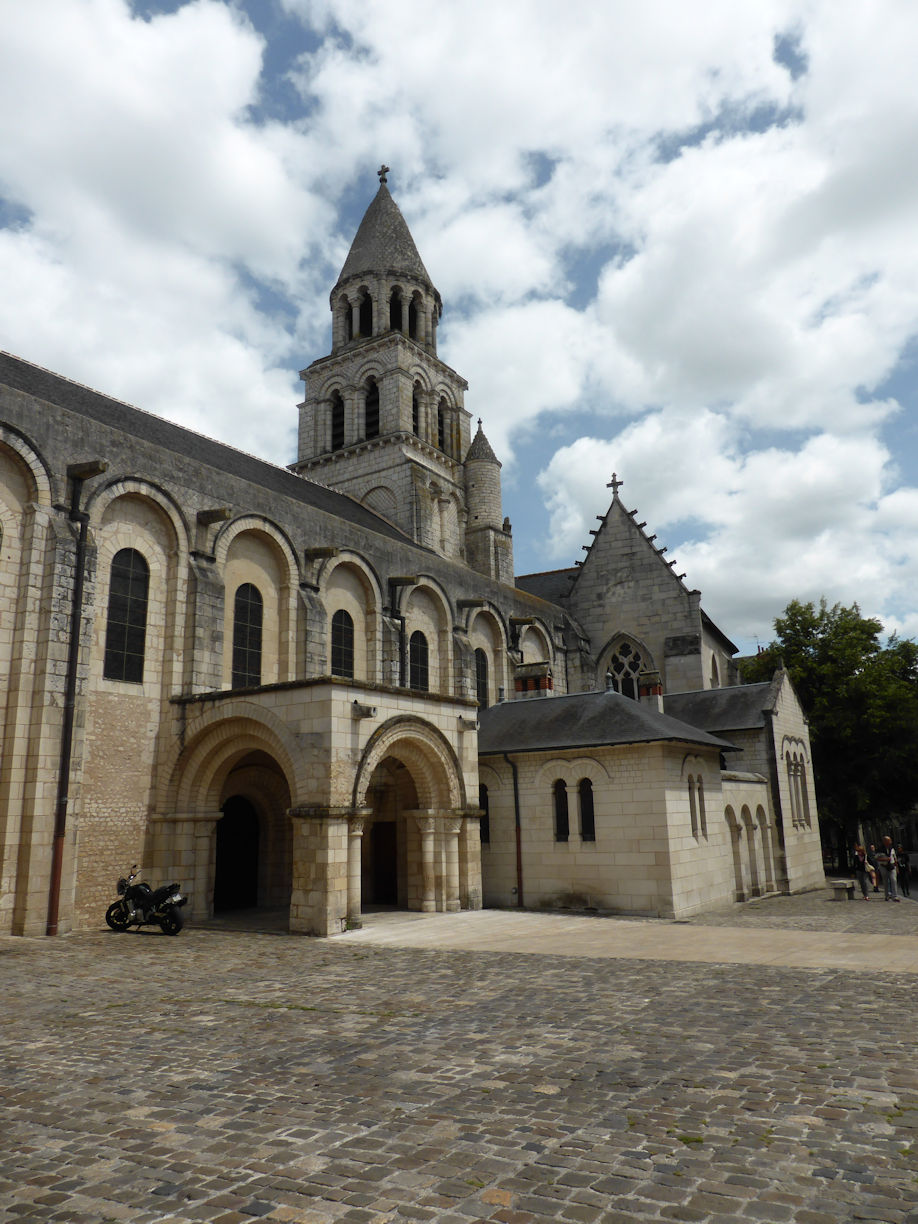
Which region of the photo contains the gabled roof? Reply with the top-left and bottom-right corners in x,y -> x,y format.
664,681 -> 779,734
335,183 -> 435,290
0,351 -> 417,546
478,689 -> 735,756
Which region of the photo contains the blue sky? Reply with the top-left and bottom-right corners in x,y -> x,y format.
2,0 -> 918,652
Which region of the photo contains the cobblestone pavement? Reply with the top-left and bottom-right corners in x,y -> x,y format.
3,893 -> 918,1224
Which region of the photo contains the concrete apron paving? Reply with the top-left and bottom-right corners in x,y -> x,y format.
341,904 -> 918,971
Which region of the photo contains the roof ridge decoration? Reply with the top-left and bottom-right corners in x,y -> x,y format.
334,168 -> 435,292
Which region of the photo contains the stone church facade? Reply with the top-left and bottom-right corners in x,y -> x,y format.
0,175 -> 824,937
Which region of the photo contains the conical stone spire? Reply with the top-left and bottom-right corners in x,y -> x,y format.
465,419 -> 501,466
335,175 -> 435,292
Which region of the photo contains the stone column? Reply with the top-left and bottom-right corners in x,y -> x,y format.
347,814 -> 365,929
458,812 -> 483,910
445,816 -> 462,912
417,815 -> 437,912
288,805 -> 350,936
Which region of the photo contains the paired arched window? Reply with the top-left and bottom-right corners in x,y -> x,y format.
605,640 -> 644,700
687,774 -> 707,839
330,392 -> 345,451
553,779 -> 569,842
578,779 -> 595,842
232,583 -> 263,689
474,648 -> 489,709
330,609 -> 355,678
409,630 -> 429,691
365,379 -> 380,440
479,783 -> 490,844
103,548 -> 149,683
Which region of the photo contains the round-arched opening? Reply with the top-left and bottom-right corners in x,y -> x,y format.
362,755 -> 420,908
214,796 -> 260,910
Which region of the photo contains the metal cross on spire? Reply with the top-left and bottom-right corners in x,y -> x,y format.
378,164 -> 390,185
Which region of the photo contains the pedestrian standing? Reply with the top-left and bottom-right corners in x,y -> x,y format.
852,845 -> 871,899
867,844 -> 880,892
897,845 -> 911,898
877,836 -> 900,902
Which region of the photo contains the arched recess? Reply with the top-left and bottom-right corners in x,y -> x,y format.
597,632 -> 654,699
321,556 -> 382,684
155,701 -> 304,920
159,700 -> 306,816
88,484 -> 187,696
724,805 -> 746,902
469,609 -> 509,707
741,804 -> 761,896
361,485 -> 399,524
757,804 -> 775,891
518,622 -> 552,665
351,716 -> 467,913
215,762 -> 293,912
0,433 -> 54,781
215,517 -> 300,687
404,581 -> 453,695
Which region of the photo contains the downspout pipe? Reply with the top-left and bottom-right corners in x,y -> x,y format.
47,459 -> 107,936
502,751 -> 524,907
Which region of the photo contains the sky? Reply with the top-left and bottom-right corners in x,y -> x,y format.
2,0 -> 918,653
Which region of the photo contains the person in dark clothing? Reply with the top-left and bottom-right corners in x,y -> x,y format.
897,845 -> 911,898
852,844 -> 871,899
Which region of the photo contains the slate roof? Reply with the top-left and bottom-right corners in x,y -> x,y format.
663,681 -> 778,734
336,184 -> 435,290
515,568 -> 577,604
0,351 -> 417,546
478,689 -> 735,756
465,423 -> 500,465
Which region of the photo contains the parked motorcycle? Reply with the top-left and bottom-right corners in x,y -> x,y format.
105,865 -> 188,935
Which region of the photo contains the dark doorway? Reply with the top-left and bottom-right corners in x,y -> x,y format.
370,821 -> 398,904
214,796 -> 259,910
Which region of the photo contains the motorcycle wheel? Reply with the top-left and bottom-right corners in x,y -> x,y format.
105,902 -> 131,932
159,910 -> 184,936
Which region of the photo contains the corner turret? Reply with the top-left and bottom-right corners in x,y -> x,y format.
464,420 -> 513,582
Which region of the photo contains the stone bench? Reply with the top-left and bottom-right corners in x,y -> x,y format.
829,879 -> 856,901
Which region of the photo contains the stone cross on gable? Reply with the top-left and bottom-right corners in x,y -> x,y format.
378,164 -> 390,184
607,472 -> 623,496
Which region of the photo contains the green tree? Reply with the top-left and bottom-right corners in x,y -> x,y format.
741,599 -> 918,856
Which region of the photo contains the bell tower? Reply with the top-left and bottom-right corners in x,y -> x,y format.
292,167 -> 475,560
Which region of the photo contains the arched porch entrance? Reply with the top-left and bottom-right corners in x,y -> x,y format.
214,796 -> 259,910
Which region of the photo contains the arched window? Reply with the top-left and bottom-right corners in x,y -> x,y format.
408,295 -> 419,340
412,384 -> 421,436
103,548 -> 149,683
330,391 -> 345,451
365,379 -> 380,440
437,399 -> 448,453
389,288 -> 403,331
578,778 -> 595,842
474,648 -> 489,709
553,779 -> 569,843
358,292 -> 372,337
606,640 -> 644,700
330,609 -> 354,678
409,630 -> 429,691
688,774 -> 699,838
710,655 -> 720,688
341,298 -> 353,343
479,783 -> 490,845
232,583 -> 263,689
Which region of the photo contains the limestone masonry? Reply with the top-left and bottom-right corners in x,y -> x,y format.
0,175 -> 824,936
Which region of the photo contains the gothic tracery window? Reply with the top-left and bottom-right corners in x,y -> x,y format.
606,640 -> 644,700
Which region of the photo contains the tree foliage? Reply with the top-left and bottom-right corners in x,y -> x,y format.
741,599 -> 918,838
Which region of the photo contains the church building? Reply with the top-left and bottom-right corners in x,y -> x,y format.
0,172 -> 825,937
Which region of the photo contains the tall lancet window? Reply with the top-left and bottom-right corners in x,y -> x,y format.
365,379 -> 380,440
330,392 -> 345,451
389,288 -> 403,332
412,384 -> 421,436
